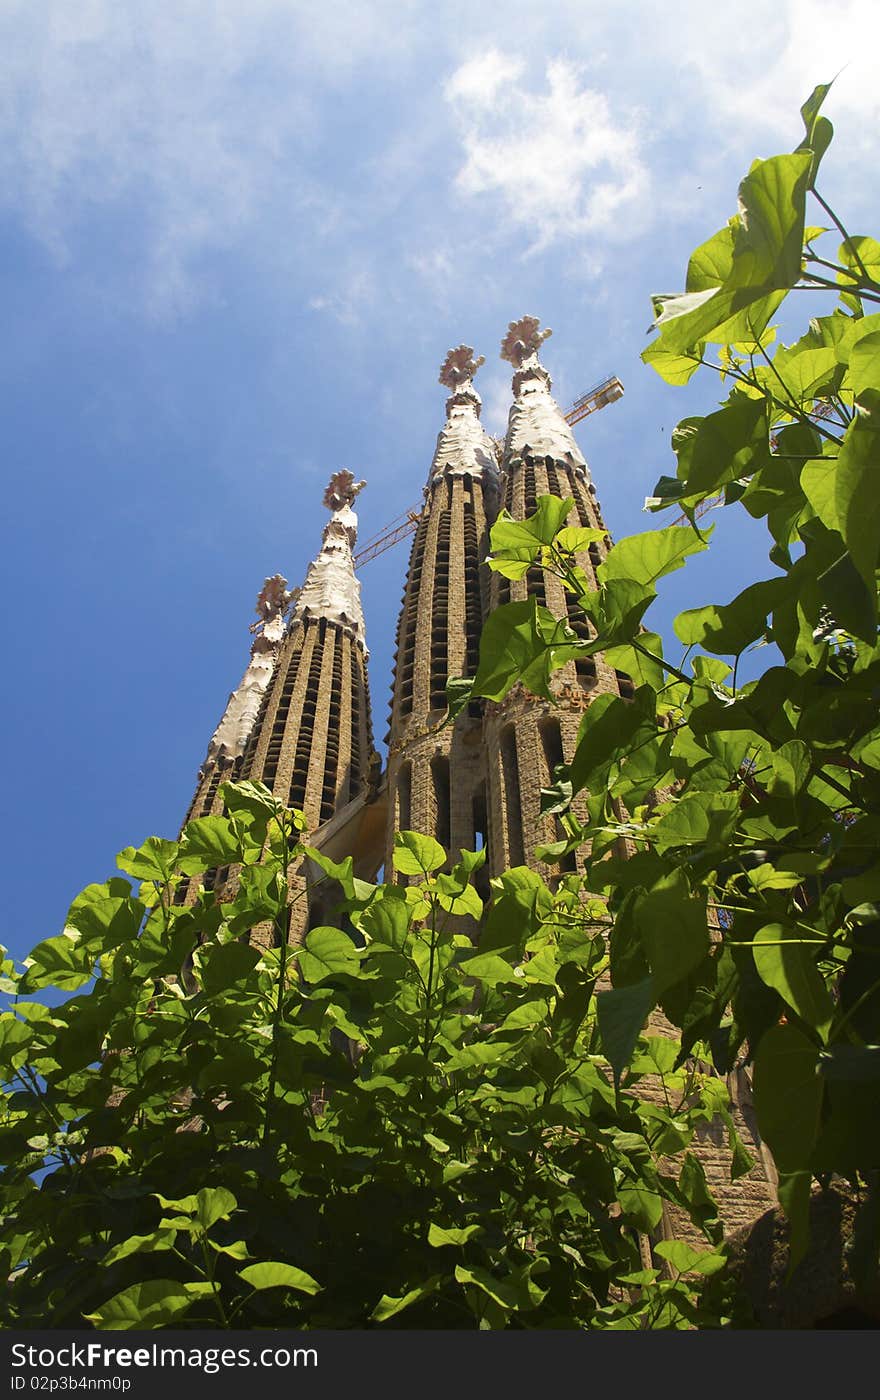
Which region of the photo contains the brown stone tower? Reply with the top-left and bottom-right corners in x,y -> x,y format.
483,317 -> 634,882
180,470 -> 379,931
385,346 -> 499,876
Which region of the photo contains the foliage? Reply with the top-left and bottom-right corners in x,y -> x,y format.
1,784 -> 734,1330
458,81 -> 880,1275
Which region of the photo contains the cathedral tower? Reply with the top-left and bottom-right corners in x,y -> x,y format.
180,471 -> 379,933
385,346 -> 499,874
484,317 -> 632,880
239,470 -> 376,833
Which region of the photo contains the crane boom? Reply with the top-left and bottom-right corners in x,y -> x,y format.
353,375 -> 624,569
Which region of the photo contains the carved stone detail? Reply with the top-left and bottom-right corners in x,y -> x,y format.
500,316 -> 553,369
439,345 -> 485,391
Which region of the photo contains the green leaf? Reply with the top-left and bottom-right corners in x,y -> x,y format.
596,976 -> 655,1085
555,524 -> 608,554
753,1023 -> 823,1173
835,394 -> 880,594
428,1223 -> 482,1248
675,578 -> 785,655
653,1239 -> 727,1276
850,330 -> 880,401
392,830 -> 447,875
640,339 -> 704,386
101,1230 -> 177,1265
686,224 -> 735,292
771,344 -> 839,402
458,952 -> 520,986
471,597 -> 575,702
838,235 -> 880,286
195,1186 -> 237,1232
569,689 -> 655,796
444,1041 -> 509,1071
669,398 -> 770,499
776,1169 -> 813,1272
646,153 -> 811,354
239,1261 -> 321,1294
801,456 -> 840,534
454,1264 -> 533,1311
599,526 -> 710,589
359,892 -> 410,950
370,1277 -> 441,1322
303,847 -> 375,903
20,931 -> 95,992
635,871 -> 710,996
219,779 -> 285,819
650,792 -> 741,854
297,926 -> 362,983
116,837 -> 179,882
179,815 -> 242,873
444,675 -> 475,724
200,939 -> 261,995
84,1280 -> 212,1330
617,1182 -> 663,1233
489,495 -> 574,562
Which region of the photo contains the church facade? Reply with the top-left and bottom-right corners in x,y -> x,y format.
180,316 -> 777,1242
183,315 -> 639,915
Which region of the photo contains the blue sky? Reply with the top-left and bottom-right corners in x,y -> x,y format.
1,1 -> 878,962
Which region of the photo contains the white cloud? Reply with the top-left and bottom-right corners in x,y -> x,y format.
443,50 -> 525,110
308,263 -> 376,326
444,55 -> 650,255
0,1 -> 416,318
668,2 -> 879,148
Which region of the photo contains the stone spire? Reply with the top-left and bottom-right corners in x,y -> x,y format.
179,572 -> 293,829
484,316 -> 622,883
385,347 -> 499,884
202,574 -> 293,772
500,316 -> 589,479
424,345 -> 499,484
292,470 -> 368,648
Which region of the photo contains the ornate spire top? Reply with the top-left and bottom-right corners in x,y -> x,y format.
292,472 -> 368,646
438,344 -> 485,421
500,316 -> 553,369
251,574 -> 293,632
202,572 -> 292,770
249,573 -> 294,652
439,345 -> 485,391
323,469 -> 366,514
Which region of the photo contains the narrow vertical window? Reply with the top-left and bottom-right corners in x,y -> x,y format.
431,754 -> 451,853
500,726 -> 525,866
472,784 -> 491,901
397,761 -> 412,832
539,719 -> 576,874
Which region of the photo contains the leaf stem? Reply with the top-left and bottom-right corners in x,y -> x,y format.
811,188 -> 878,289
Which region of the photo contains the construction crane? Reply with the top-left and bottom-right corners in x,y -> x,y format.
353,375 -> 625,570
669,493 -> 724,528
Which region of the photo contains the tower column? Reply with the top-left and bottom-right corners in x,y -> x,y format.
385,346 -> 500,886
180,471 -> 379,938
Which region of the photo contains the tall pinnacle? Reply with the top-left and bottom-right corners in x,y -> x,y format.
202,573 -> 292,771
429,344 -> 498,483
293,470 -> 368,647
500,315 -> 587,475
